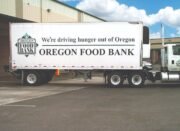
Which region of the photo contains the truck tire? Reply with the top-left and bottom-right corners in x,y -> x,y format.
108,72 -> 123,87
46,70 -> 55,82
24,71 -> 41,86
128,72 -> 145,87
39,71 -> 48,84
39,70 -> 55,84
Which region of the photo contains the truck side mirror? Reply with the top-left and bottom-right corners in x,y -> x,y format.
143,26 -> 149,44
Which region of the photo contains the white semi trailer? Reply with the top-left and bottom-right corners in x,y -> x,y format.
6,22 -> 180,87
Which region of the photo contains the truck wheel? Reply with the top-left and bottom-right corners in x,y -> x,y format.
108,72 -> 123,87
39,71 -> 48,84
39,70 -> 55,84
46,70 -> 55,82
24,71 -> 41,86
128,72 -> 145,87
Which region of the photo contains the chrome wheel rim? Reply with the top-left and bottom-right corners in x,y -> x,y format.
27,74 -> 37,84
132,75 -> 142,85
111,75 -> 121,86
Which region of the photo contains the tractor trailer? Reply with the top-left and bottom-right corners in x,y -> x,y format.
6,22 -> 180,87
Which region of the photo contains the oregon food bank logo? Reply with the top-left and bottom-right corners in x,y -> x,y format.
16,33 -> 38,57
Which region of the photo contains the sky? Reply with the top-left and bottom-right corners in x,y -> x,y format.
59,0 -> 180,38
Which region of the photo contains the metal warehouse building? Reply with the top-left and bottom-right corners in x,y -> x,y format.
0,0 -> 104,80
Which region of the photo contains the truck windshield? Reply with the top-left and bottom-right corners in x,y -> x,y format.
173,45 -> 180,55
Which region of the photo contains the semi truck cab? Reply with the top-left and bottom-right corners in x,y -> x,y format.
160,43 -> 180,81
164,44 -> 180,71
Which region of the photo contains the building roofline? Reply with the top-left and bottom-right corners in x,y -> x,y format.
151,37 -> 180,40
52,0 -> 106,22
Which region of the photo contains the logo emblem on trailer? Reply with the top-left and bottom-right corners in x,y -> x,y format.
16,34 -> 38,57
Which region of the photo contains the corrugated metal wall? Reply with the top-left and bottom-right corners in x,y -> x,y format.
42,0 -> 79,22
0,0 -> 16,17
0,0 -> 103,23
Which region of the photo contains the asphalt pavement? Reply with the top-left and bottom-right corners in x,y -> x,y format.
0,77 -> 180,131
